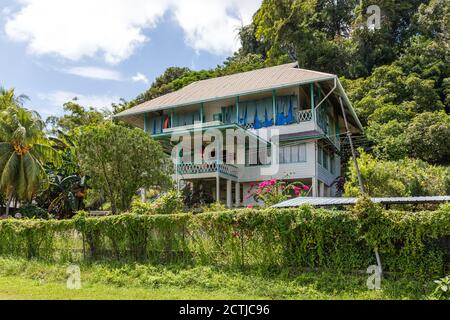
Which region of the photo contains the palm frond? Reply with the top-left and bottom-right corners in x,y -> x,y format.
0,152 -> 18,195
30,143 -> 62,166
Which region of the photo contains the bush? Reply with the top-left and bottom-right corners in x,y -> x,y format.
149,191 -> 183,215
0,206 -> 448,277
432,276 -> 450,300
17,204 -> 49,219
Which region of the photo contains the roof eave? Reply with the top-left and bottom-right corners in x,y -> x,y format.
114,76 -> 336,119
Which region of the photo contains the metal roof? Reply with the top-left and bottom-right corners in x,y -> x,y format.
272,196 -> 450,208
115,63 -> 335,117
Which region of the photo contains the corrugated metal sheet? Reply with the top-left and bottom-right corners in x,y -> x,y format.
272,196 -> 450,208
115,63 -> 335,118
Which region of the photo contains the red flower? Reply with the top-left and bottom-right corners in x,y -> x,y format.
247,205 -> 254,209
293,186 -> 301,196
303,185 -> 310,191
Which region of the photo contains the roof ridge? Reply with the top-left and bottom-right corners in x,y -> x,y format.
182,62 -> 299,88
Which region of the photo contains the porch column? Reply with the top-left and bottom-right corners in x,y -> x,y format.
235,182 -> 241,207
200,103 -> 204,123
310,83 -> 316,125
272,89 -> 276,123
236,96 -> 239,123
143,113 -> 148,133
216,176 -> 220,203
312,177 -> 319,197
226,179 -> 232,208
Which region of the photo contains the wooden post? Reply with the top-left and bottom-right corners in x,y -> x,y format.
200,103 -> 204,123
143,113 -> 148,133
235,182 -> 241,207
272,89 -> 276,123
236,96 -> 239,124
227,179 -> 232,208
339,96 -> 364,194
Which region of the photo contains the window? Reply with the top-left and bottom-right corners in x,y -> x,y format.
322,148 -> 328,170
279,143 -> 307,164
330,154 -> 335,174
318,145 -> 323,165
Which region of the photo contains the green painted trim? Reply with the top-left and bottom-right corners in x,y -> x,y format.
272,89 -> 276,119
114,77 -> 335,118
143,113 -> 148,132
236,96 -> 239,123
200,103 -> 204,123
310,83 -> 316,124
151,123 -> 270,146
170,109 -> 174,128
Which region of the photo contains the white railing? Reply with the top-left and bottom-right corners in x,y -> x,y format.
177,162 -> 238,178
296,110 -> 313,123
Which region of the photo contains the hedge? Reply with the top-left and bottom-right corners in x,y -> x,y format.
0,203 -> 449,277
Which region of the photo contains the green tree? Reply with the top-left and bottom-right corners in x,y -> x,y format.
345,151 -> 450,197
46,99 -> 105,134
0,106 -> 60,215
77,122 -> 172,214
405,111 -> 450,164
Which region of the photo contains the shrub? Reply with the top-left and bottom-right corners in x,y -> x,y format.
150,191 -> 184,215
432,276 -> 450,300
246,179 -> 311,207
131,198 -> 154,215
17,204 -> 49,219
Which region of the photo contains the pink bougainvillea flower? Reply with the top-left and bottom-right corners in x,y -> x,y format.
293,186 -> 301,196
259,181 -> 269,189
303,185 -> 310,191
269,179 -> 276,186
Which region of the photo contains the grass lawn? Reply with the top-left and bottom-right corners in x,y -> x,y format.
0,258 -> 440,300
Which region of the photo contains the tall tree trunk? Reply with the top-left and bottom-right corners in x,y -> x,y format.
5,196 -> 12,216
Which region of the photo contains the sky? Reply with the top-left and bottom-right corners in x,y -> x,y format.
0,0 -> 262,118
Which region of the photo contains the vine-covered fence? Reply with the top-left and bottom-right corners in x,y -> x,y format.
0,204 -> 449,277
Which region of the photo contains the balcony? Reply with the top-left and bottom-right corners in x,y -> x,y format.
177,162 -> 239,179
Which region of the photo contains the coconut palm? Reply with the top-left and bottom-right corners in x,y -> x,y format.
0,106 -> 60,215
0,87 -> 28,110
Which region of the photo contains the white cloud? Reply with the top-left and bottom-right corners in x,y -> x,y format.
132,72 -> 149,84
63,66 -> 123,81
4,0 -> 261,63
38,90 -> 120,115
172,0 -> 260,55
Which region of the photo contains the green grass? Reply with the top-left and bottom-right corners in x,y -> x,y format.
0,257 -> 440,300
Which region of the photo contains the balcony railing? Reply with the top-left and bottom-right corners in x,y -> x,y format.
177,162 -> 239,178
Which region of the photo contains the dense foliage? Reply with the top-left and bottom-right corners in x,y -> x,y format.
345,151 -> 450,197
0,202 -> 448,277
77,122 -> 173,214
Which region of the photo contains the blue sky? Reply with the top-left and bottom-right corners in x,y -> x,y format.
0,0 -> 261,118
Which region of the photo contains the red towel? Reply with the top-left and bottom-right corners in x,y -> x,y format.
164,116 -> 169,129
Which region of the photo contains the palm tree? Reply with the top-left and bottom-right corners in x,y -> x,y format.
0,106 -> 60,215
0,87 -> 29,110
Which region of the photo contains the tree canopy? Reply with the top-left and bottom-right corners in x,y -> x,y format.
77,122 -> 172,214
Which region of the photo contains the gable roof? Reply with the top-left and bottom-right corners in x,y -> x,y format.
115,63 -> 335,118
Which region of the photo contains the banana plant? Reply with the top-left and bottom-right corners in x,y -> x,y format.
48,175 -> 87,218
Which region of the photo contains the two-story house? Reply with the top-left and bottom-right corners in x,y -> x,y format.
115,63 -> 363,207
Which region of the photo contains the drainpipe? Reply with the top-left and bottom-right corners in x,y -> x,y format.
313,77 -> 337,113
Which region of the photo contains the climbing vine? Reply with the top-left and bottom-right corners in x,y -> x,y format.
0,203 -> 448,276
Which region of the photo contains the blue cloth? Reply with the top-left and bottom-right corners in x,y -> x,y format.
263,109 -> 272,127
286,98 -> 294,124
253,110 -> 262,129
239,107 -> 247,126
276,112 -> 286,126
